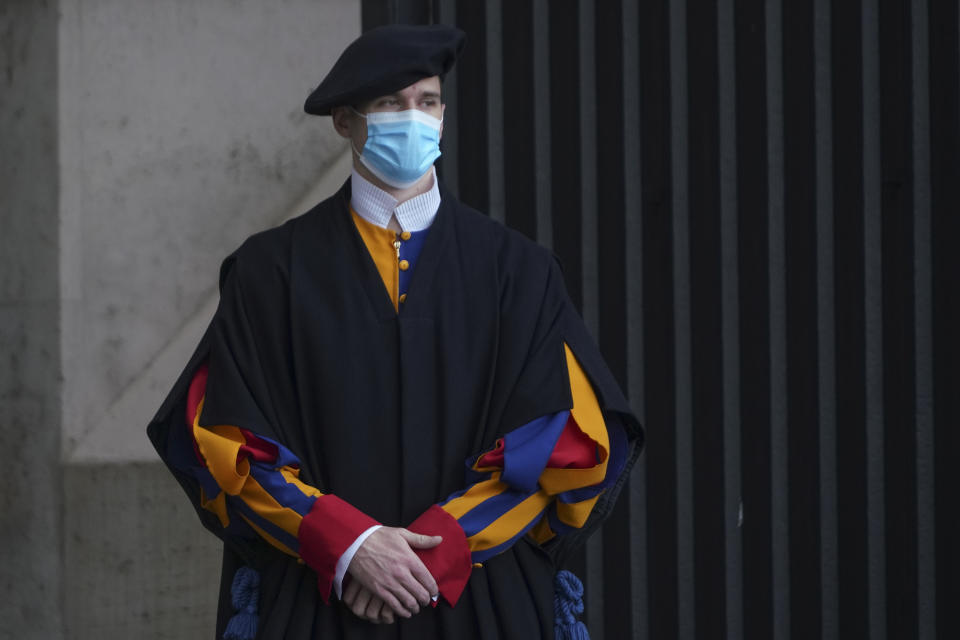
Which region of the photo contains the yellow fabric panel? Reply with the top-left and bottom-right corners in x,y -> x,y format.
440,473 -> 508,520
534,345 -> 611,494
556,494 -> 601,529
192,400 -> 250,496
351,209 -> 399,311
199,487 -> 230,527
527,515 -> 557,544
240,514 -> 299,559
564,344 -> 609,456
279,467 -> 324,498
467,491 -> 553,552
539,464 -> 607,495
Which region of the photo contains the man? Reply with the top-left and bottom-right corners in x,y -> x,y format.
148,24 -> 642,640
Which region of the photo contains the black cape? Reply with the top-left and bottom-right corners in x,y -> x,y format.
147,181 -> 643,640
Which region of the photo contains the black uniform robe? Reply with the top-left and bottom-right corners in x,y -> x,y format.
148,181 -> 643,639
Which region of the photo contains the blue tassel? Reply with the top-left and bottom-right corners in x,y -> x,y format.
554,570 -> 590,640
223,566 -> 259,640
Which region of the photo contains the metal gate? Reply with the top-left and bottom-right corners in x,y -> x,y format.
362,1 -> 958,638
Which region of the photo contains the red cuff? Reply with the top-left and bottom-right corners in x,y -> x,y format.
298,495 -> 380,604
408,505 -> 472,607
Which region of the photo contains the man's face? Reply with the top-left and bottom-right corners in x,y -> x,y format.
332,75 -> 445,153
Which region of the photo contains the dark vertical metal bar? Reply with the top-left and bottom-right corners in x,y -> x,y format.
532,0 -> 552,249
595,1 -> 630,635
764,0 -> 790,637
548,0 -> 583,308
452,0 -> 489,213
579,0 -> 598,334
782,2 -> 822,637
911,1 -> 935,638
831,1 -> 869,635
716,0 -> 743,637
501,2 -> 536,239
861,0 -> 887,637
878,1 -> 919,637
735,1 -> 774,636
929,3 -> 959,637
687,0 -> 726,635
622,0 -> 647,633
436,0 -> 458,197
485,0 -> 504,223
641,1 -> 679,636
669,0 -> 695,638
362,0 -> 397,29
814,0 -> 839,637
577,0 -> 603,633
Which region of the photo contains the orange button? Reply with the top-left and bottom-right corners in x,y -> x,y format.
399,259 -> 410,271
400,231 -> 412,241
399,293 -> 408,304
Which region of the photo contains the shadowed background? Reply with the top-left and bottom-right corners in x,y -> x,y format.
365,1 -> 958,639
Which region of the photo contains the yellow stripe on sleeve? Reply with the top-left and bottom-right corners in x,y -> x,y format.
466,491 -> 553,552
556,495 -> 601,529
440,473 -> 509,520
279,467 -> 324,498
199,488 -> 230,527
235,474 -> 307,539
528,515 -> 556,544
239,514 -> 299,559
565,344 -> 609,455
191,399 -> 250,496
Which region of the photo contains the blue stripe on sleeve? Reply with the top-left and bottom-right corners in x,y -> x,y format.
502,411 -> 570,492
248,463 -> 318,518
193,467 -> 228,502
226,495 -> 301,553
455,487 -> 539,538
556,484 -> 605,504
469,503 -> 551,563
267,437 -> 302,469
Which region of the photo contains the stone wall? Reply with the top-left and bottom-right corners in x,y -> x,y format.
0,2 -> 63,638
1,1 -> 359,637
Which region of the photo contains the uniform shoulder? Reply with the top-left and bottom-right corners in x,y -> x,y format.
447,198 -> 555,268
222,218 -> 294,276
220,190 -> 341,287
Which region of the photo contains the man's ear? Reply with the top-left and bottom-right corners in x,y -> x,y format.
439,103 -> 446,140
331,106 -> 354,139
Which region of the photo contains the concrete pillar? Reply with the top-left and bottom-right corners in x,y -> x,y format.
1,1 -> 360,636
0,2 -> 63,638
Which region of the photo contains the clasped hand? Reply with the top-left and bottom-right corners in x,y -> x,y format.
342,526 -> 441,624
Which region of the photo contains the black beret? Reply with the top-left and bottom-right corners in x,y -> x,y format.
304,24 -> 466,116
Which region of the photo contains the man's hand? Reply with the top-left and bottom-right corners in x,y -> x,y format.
342,582 -> 396,624
344,526 -> 441,622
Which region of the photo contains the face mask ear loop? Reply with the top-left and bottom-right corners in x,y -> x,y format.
347,107 -> 367,157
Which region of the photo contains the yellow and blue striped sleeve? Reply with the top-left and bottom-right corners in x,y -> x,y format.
437,344 -> 630,563
175,364 -> 380,603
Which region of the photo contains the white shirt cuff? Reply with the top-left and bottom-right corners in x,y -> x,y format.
333,524 -> 382,599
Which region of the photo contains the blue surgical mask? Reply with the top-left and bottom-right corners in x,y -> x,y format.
351,108 -> 443,188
